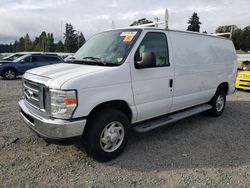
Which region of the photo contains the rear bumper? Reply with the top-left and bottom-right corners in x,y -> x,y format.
18,99 -> 86,139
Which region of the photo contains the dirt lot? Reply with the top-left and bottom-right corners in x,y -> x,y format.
0,78 -> 250,188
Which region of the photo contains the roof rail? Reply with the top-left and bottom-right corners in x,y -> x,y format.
213,26 -> 234,39
130,9 -> 169,29
213,32 -> 232,37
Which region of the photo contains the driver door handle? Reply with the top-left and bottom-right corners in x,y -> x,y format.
169,79 -> 173,88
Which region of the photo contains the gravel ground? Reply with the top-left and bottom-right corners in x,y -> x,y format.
0,78 -> 250,188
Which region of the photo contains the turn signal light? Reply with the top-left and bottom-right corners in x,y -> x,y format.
64,99 -> 77,105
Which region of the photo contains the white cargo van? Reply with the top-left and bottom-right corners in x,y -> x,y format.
19,27 -> 237,161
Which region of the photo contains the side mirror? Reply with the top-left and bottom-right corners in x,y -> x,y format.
135,52 -> 156,69
20,59 -> 25,64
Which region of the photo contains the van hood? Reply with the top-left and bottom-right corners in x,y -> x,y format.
25,63 -> 111,89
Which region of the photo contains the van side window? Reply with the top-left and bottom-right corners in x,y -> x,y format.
134,32 -> 169,69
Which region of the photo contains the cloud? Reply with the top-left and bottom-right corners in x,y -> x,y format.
0,0 -> 250,43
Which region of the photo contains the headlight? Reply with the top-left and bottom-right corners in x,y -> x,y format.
50,89 -> 77,119
237,74 -> 244,79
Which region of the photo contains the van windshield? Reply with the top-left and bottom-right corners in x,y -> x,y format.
72,29 -> 141,66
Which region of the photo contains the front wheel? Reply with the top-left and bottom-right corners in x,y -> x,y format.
3,68 -> 17,80
208,89 -> 226,116
83,109 -> 130,162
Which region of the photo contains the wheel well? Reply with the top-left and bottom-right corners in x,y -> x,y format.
2,67 -> 17,74
218,82 -> 229,95
87,100 -> 132,122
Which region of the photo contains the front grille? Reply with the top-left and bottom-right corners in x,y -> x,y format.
23,79 -> 46,111
239,80 -> 250,88
240,80 -> 250,82
239,84 -> 250,88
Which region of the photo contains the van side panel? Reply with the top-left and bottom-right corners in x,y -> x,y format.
168,31 -> 237,112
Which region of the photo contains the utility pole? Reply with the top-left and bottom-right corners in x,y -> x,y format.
112,20 -> 115,29
165,9 -> 169,29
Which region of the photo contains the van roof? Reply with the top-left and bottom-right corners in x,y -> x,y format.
110,27 -> 231,41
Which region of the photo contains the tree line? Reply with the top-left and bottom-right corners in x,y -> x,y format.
216,25 -> 250,51
1,14 -> 250,53
187,13 -> 250,51
0,23 -> 86,53
131,13 -> 250,52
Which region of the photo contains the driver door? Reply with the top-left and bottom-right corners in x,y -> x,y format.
130,32 -> 174,122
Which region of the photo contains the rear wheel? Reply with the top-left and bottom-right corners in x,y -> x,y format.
208,88 -> 226,116
3,68 -> 17,80
83,109 -> 130,162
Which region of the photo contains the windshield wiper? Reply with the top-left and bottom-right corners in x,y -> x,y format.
67,58 -> 119,67
82,56 -> 101,62
82,57 -> 107,66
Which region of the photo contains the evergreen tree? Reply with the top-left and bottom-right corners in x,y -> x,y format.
17,37 -> 25,51
24,33 -> 33,51
47,33 -> 55,52
77,32 -> 86,49
240,26 -> 250,51
13,40 -> 18,52
40,31 -> 47,51
33,37 -> 41,51
187,12 -> 202,32
232,28 -> 242,50
64,23 -> 78,53
55,41 -> 64,52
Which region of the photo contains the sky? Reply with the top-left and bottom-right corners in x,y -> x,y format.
0,0 -> 249,43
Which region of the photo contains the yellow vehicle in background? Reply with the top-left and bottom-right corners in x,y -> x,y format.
236,62 -> 250,90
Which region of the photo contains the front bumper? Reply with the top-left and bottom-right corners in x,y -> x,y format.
18,99 -> 86,139
236,78 -> 250,90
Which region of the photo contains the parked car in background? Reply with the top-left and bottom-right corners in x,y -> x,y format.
0,53 -> 64,80
236,64 -> 250,90
1,53 -> 27,61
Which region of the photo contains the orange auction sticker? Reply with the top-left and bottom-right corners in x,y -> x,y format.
123,35 -> 134,42
121,31 -> 137,43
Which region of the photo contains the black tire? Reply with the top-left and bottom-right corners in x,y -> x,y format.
83,109 -> 131,162
2,68 -> 17,80
208,88 -> 226,117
